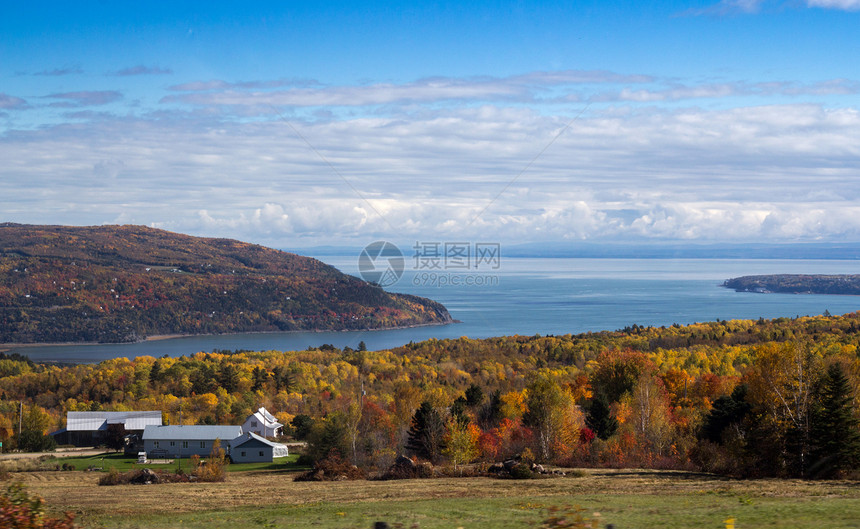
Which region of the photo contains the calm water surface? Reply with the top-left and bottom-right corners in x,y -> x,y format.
6,258 -> 859,363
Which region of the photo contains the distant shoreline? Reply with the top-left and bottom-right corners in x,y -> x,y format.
0,319 -> 458,353
723,274 -> 860,296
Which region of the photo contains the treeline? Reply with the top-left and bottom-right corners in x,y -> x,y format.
0,224 -> 450,343
0,312 -> 859,477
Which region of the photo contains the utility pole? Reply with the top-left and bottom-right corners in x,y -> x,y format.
18,401 -> 23,451
178,398 -> 182,471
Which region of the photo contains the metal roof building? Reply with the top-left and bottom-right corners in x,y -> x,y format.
230,431 -> 288,463
142,425 -> 244,458
67,411 -> 163,432
142,425 -> 243,441
52,411 -> 163,447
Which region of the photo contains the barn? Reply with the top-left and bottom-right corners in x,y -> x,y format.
51,411 -> 163,447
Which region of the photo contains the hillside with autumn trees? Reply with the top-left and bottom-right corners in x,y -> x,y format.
1,311 -> 859,479
0,223 -> 451,343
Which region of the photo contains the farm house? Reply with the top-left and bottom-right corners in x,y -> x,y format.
142,425 -> 242,458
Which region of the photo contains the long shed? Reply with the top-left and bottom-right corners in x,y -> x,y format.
142,425 -> 242,458
229,432 -> 287,463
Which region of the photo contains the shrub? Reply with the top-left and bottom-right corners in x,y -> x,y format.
194,440 -> 227,483
17,431 -> 56,453
294,451 -> 367,482
508,462 -> 535,480
97,468 -> 122,486
0,482 -> 76,528
377,458 -> 435,480
540,505 -> 602,529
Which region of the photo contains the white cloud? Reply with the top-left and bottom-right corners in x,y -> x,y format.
43,91 -> 123,108
3,66 -> 860,246
685,0 -> 860,15
807,0 -> 860,10
682,0 -> 766,16
2,98 -> 859,244
0,93 -> 28,110
113,65 -> 173,76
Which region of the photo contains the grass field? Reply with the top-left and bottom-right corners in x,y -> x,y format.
37,452 -> 304,473
13,468 -> 860,529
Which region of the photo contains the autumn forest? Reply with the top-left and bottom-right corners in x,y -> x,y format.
2,311 -> 860,479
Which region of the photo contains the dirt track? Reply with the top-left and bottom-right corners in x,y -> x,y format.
0,448 -> 107,460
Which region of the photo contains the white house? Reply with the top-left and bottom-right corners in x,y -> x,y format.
229,432 -> 289,463
142,425 -> 242,458
242,407 -> 283,438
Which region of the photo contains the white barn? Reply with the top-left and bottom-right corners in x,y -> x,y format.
242,407 -> 283,438
142,425 -> 242,458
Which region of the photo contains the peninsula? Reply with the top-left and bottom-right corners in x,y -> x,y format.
723,274 -> 860,295
0,224 -> 452,344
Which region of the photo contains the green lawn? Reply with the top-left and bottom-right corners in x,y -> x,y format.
44,452 -> 305,473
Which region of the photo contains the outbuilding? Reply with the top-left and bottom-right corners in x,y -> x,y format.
229,431 -> 288,463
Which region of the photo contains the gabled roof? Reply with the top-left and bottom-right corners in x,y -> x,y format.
142,425 -> 243,441
230,431 -> 281,449
67,411 -> 162,432
247,407 -> 283,429
258,407 -> 277,423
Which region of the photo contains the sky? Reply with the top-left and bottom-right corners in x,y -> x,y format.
2,0 -> 860,249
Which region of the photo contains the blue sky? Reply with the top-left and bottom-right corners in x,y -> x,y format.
2,1 -> 860,247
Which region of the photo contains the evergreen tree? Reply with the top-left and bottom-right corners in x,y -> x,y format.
586,393 -> 618,440
700,384 -> 751,444
104,423 -> 127,452
450,397 -> 469,427
251,366 -> 268,391
479,389 -> 504,429
464,384 -> 484,408
406,401 -> 446,463
808,363 -> 860,478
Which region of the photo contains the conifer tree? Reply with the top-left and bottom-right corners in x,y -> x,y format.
406,401 -> 446,463
808,363 -> 860,478
586,393 -> 618,440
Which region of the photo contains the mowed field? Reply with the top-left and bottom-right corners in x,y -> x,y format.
16,468 -> 860,529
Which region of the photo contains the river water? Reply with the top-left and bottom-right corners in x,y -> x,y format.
5,258 -> 859,363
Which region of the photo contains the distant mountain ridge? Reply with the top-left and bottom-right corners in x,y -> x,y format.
0,224 -> 452,344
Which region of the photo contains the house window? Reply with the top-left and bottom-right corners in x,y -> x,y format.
182,441 -> 188,449
259,451 -> 264,457
170,441 -> 175,447
241,451 -> 246,457
153,441 -> 159,448
200,441 -> 206,448
251,421 -> 257,427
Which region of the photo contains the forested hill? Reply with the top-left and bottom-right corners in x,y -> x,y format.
724,274 -> 860,295
0,223 -> 452,343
